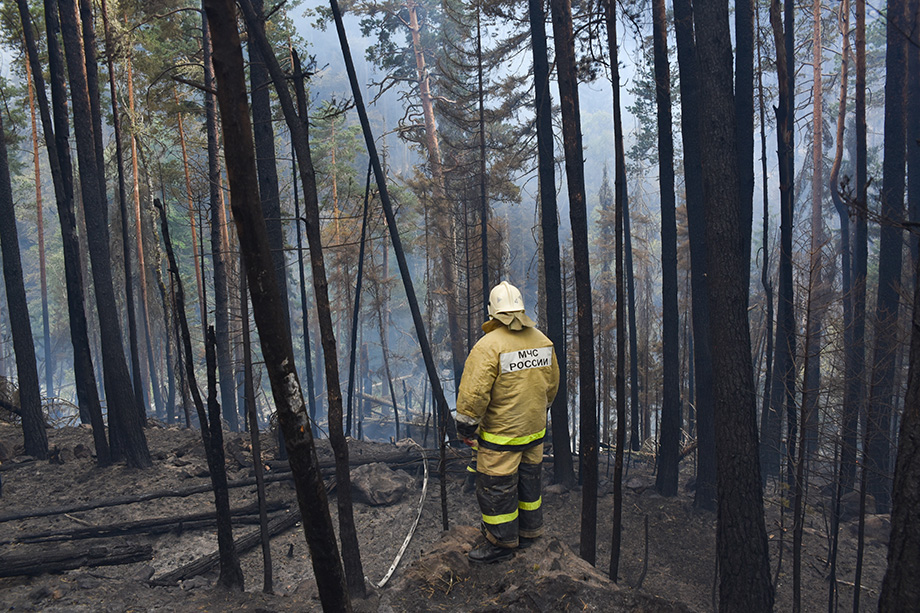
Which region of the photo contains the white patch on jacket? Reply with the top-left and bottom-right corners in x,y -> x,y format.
500,347 -> 553,374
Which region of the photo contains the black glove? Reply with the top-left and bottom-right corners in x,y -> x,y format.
456,419 -> 478,441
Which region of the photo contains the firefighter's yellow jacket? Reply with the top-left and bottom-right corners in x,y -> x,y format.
456,321 -> 560,450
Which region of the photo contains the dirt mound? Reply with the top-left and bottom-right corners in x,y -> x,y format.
383,525 -> 691,612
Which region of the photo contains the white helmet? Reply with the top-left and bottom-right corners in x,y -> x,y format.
488,281 -> 525,318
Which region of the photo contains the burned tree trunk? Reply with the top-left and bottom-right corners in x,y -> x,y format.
24,56 -> 53,401
528,0 -> 573,487
18,0 -> 108,462
57,0 -> 150,468
0,108 -> 47,460
201,2 -> 353,609
156,197 -> 243,590
672,0 -> 716,511
761,0 -> 797,485
693,0 -> 773,608
99,0 -> 145,419
603,0 -> 627,577
203,10 -> 239,432
651,0 -> 680,498
866,0 -> 908,514
550,0 -> 598,564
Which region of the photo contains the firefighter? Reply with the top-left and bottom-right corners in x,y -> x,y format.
455,281 -> 560,563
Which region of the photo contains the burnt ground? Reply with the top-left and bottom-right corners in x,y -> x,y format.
0,422 -> 888,611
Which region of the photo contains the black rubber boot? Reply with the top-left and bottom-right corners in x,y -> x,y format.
469,543 -> 514,564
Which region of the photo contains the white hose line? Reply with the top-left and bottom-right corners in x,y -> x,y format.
373,441 -> 429,588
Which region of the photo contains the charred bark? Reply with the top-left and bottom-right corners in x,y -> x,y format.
761,0 -> 797,485
99,0 -> 145,420
247,0 -> 289,329
57,0 -> 150,467
528,0 -> 573,486
549,0 -> 598,564
18,0 -> 108,462
672,0 -> 715,511
694,0 -> 773,608
23,56 -> 53,401
0,109 -> 47,460
879,220 -> 920,610
651,0 -> 680,498
201,2 -> 353,608
603,0 -> 627,578
866,0 -> 908,513
203,9 -> 239,432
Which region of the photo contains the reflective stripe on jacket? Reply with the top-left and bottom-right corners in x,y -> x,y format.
456,325 -> 559,449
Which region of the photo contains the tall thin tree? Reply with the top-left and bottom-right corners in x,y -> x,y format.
57,0 -> 150,467
550,0 -> 598,564
99,0 -> 145,418
17,0 -> 108,462
0,107 -> 47,460
203,5 -> 239,431
528,0 -> 573,486
24,55 -> 53,401
694,0 -> 774,607
866,0 -> 908,514
651,0 -> 680,498
200,3 -> 352,608
604,0 -> 628,578
672,0 -> 716,510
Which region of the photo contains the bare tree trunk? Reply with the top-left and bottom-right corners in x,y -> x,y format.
848,0 -> 869,495
693,0 -> 773,608
651,0 -> 680,498
203,7 -> 239,432
879,211 -> 920,611
290,136 -> 319,437
236,3 -> 366,597
199,3 -> 353,607
761,0 -> 797,485
247,0 -> 289,329
57,0 -> 150,467
803,0 -> 825,461
550,0 -> 598,564
528,0 -> 573,486
866,0 -> 908,514
99,0 -> 145,420
17,0 -> 108,462
345,167 -> 371,439
24,54 -> 54,401
126,44 -> 164,420
673,0 -> 716,511
0,108 -> 47,460
155,198 -> 243,590
604,0 -> 627,578
735,0 -> 754,292
828,0 -> 858,495
476,3 -> 489,318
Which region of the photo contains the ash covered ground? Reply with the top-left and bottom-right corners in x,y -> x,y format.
0,422 -> 888,611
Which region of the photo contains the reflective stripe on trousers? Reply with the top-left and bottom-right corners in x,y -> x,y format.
476,472 -> 519,547
517,461 -> 543,538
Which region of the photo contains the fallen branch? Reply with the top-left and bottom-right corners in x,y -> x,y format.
148,508 -> 304,586
3,501 -> 287,545
0,543 -> 153,577
148,477 -> 336,586
0,445 -> 469,524
0,472 -> 292,524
